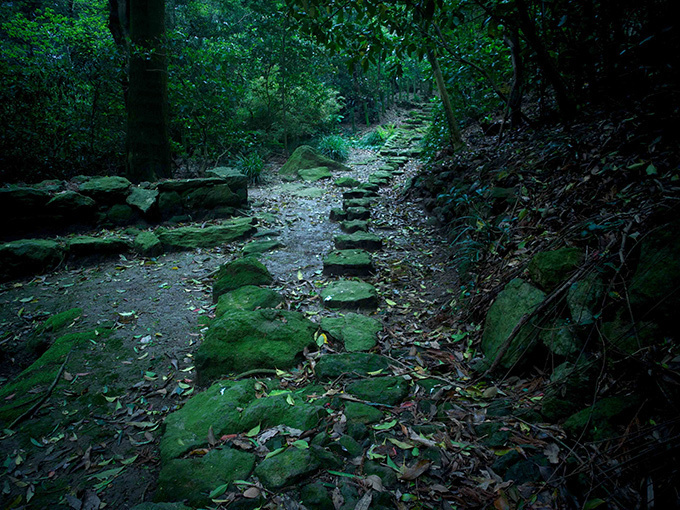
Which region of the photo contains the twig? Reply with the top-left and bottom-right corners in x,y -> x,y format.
9,351 -> 71,430
232,368 -> 278,380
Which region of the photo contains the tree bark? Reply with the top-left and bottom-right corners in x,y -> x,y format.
504,27 -> 524,127
427,50 -> 464,150
126,0 -> 172,182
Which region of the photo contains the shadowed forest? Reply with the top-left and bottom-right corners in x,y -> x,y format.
1,1 -> 679,509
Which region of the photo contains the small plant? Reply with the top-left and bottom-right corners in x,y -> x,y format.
316,134 -> 350,162
235,151 -> 265,183
357,123 -> 396,148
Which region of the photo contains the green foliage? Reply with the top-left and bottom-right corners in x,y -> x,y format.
235,152 -> 265,183
316,135 -> 350,162
357,124 -> 396,148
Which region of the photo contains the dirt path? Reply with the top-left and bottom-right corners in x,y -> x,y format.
0,112 -> 476,509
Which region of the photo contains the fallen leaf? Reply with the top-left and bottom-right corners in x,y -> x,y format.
399,459 -> 431,481
354,491 -> 372,510
373,420 -> 397,431
245,424 -> 261,438
363,475 -> 384,492
207,426 -> 216,446
544,443 -> 560,464
243,486 -> 261,499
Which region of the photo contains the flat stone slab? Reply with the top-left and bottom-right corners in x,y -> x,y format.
343,189 -> 377,200
0,239 -> 64,280
315,352 -> 390,380
156,216 -> 256,250
299,166 -> 332,182
334,232 -> 383,251
329,208 -> 348,222
341,220 -> 368,233
293,187 -> 326,198
126,188 -> 158,214
346,207 -> 370,221
344,198 -> 372,209
242,239 -> 284,255
196,309 -> 316,383
67,236 -> 131,256
323,249 -> 374,276
346,376 -> 410,406
335,177 -> 361,188
215,285 -> 283,317
79,176 -> 131,202
320,280 -> 378,309
156,178 -> 225,193
321,313 -> 382,352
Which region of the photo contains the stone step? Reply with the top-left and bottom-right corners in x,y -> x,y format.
320,280 -> 378,309
323,249 -> 374,276
346,207 -> 370,221
343,198 -> 372,209
340,220 -> 368,233
334,232 -> 383,251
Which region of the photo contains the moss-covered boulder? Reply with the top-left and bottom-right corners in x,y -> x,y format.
214,285 -> 283,317
323,249 -> 374,276
107,204 -> 135,225
126,188 -> 159,214
158,191 -> 183,217
184,184 -> 241,209
329,208 -> 348,222
0,187 -> 50,215
155,447 -> 256,507
238,389 -> 327,432
528,247 -> 584,292
335,177 -> 361,188
540,320 -> 581,356
46,191 -> 97,218
196,309 -> 316,383
157,178 -> 225,193
79,176 -> 131,203
301,481 -> 334,509
343,401 -> 384,424
315,353 -> 391,380
563,395 -> 641,441
27,307 -> 83,354
320,280 -> 378,309
567,274 -> 605,325
242,239 -> 284,256
481,278 -> 545,370
67,236 -> 131,257
212,256 -> 273,302
133,231 -> 163,257
600,308 -> 659,354
346,376 -> 410,406
321,313 -> 382,352
0,239 -> 64,280
346,207 -> 370,221
299,167 -> 332,182
279,145 -> 351,179
344,198 -> 372,209
334,232 -> 383,251
156,217 -> 256,251
628,222 -> 680,326
205,167 -> 248,199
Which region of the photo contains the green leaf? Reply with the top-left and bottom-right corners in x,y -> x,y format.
264,447 -> 286,459
209,483 -> 229,499
373,419 -> 397,430
584,499 -> 606,510
245,423 -> 261,437
386,456 -> 400,472
328,470 -> 357,478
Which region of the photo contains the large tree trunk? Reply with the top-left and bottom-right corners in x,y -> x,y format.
504,26 -> 524,127
126,0 -> 172,182
427,50 -> 464,150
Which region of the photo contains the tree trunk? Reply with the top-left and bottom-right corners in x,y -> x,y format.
427,50 -> 464,150
126,0 -> 172,182
504,27 -> 524,127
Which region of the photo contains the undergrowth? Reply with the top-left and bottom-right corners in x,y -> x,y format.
315,134 -> 350,162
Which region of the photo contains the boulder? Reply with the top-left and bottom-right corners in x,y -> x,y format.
279,145 -> 351,179
156,217 -> 256,251
242,239 -> 284,256
78,176 -> 131,203
346,376 -> 410,406
196,309 -> 316,383
67,236 -> 130,257
155,447 -> 256,507
315,353 -> 391,380
346,207 -> 370,221
528,247 -> 584,292
334,232 -> 383,251
46,191 -> 97,217
107,204 -> 135,225
335,177 -> 361,188
212,256 -> 273,302
344,198 -> 372,209
323,249 -> 374,276
214,285 -> 283,317
0,239 -> 64,280
126,188 -> 159,214
540,320 -> 581,356
340,220 -> 368,233
238,389 -> 327,433
205,167 -> 248,199
157,178 -> 224,193
184,184 -> 241,209
321,313 -> 382,352
133,231 -> 163,257
563,395 -> 640,441
157,191 -> 183,217
0,187 -> 51,215
299,167 -> 332,182
320,280 -> 378,309
254,448 -> 322,489
329,208 -> 348,222
343,401 -> 384,425
481,278 -> 546,370
567,274 -> 605,325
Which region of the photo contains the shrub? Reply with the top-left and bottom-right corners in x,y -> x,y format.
235,152 -> 265,183
316,134 -> 350,162
357,124 -> 396,148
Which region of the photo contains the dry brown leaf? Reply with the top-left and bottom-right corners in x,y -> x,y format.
354,491 -> 372,510
243,487 -> 261,499
332,487 -> 344,509
363,475 -> 384,492
399,459 -> 432,481
207,426 -> 216,446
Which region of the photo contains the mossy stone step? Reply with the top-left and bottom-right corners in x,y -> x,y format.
335,177 -> 361,188
323,249 -> 374,276
212,256 -> 273,302
320,280 -> 378,309
156,216 -> 256,251
343,189 -> 377,200
214,285 -> 283,317
346,207 -> 370,221
320,313 -> 382,352
346,376 -> 410,406
315,352 -> 391,379
299,166 -> 332,182
329,208 -> 348,222
334,232 -> 383,251
67,236 -> 131,257
242,238 -> 284,255
343,198 -> 372,209
340,220 -> 368,233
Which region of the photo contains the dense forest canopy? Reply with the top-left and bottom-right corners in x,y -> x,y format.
2,0 -> 675,183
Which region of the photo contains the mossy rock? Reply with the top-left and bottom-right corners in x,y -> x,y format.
215,285 -> 283,317
158,191 -> 183,217
156,217 -> 256,251
0,239 -> 64,280
0,329 -> 111,425
600,308 -> 659,354
346,376 -> 410,406
184,184 -> 241,209
563,395 -> 641,441
323,249 -> 374,277
67,236 -> 131,257
126,188 -> 159,214
346,207 -> 370,221
79,176 -> 131,203
343,401 -> 383,424
254,447 -> 323,489
46,191 -> 97,217
301,481 -> 334,509
160,380 -> 256,461
212,256 -> 273,302
239,390 -> 327,433
321,313 -> 382,352
567,274 -> 606,325
481,278 -> 545,370
540,320 -> 581,356
242,239 -> 284,256
107,204 -> 135,225
0,187 -> 50,215
315,353 -> 391,380
320,280 -> 378,309
133,231 -> 163,257
155,447 -> 256,507
344,198 -> 372,209
279,145 -> 351,179
299,166 -> 332,182
528,247 -> 584,292
27,307 -> 83,354
196,309 -> 316,383
340,220 -> 368,233
157,178 -> 225,193
329,208 -> 348,222
335,177 -> 361,188
292,187 -> 326,198
334,232 -> 383,251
